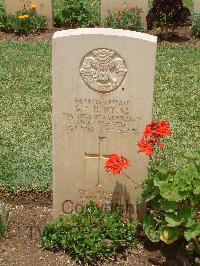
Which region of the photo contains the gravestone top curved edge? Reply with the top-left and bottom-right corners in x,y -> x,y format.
52,28 -> 157,43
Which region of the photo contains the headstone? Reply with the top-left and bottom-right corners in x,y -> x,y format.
194,0 -> 200,12
101,0 -> 148,28
5,0 -> 53,28
52,28 -> 157,219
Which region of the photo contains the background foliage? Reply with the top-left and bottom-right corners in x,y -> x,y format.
2,10 -> 47,35
147,0 -> 191,30
148,0 -> 194,10
142,149 -> 200,253
102,7 -> 144,32
192,12 -> 200,36
53,0 -> 100,28
41,201 -> 138,264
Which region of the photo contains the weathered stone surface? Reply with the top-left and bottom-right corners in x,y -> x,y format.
5,0 -> 53,28
101,0 -> 148,28
52,28 -> 157,219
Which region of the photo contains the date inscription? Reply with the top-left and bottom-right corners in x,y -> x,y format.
62,97 -> 141,134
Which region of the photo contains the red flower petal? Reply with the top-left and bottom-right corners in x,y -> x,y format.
104,154 -> 131,175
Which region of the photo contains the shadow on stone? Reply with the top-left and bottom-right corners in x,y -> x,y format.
110,181 -> 146,221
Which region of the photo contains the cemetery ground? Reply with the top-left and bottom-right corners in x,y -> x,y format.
1,26 -> 200,47
0,38 -> 199,265
0,189 -> 193,266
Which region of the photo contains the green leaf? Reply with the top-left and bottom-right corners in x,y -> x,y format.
178,207 -> 196,220
143,215 -> 161,243
165,212 -> 183,227
184,223 -> 200,241
176,164 -> 198,185
159,182 -> 182,202
160,227 -> 180,244
165,208 -> 195,227
195,164 -> 200,176
153,173 -> 173,187
192,179 -> 200,195
183,218 -> 197,228
140,178 -> 159,203
153,177 -> 165,187
160,201 -> 178,212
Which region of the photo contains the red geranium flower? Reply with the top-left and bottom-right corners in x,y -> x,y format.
104,154 -> 131,175
138,138 -> 155,156
155,120 -> 171,138
143,120 -> 158,139
143,120 -> 171,139
139,120 -> 171,156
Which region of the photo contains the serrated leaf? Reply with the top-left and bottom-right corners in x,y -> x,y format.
143,215 -> 161,243
183,218 -> 197,228
184,223 -> 200,241
192,179 -> 200,195
177,164 -> 198,184
178,207 -> 196,219
159,182 -> 182,202
153,177 -> 164,187
165,208 -> 195,227
160,227 -> 179,244
140,186 -> 159,203
160,201 -> 178,212
165,212 -> 183,227
195,164 -> 200,176
153,173 -> 173,187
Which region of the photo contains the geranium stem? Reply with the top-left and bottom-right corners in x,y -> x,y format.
121,171 -> 142,188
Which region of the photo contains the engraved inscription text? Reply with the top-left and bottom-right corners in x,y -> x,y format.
62,98 -> 141,134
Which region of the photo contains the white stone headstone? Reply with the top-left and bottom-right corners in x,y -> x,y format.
101,0 -> 148,28
194,0 -> 200,12
52,28 -> 157,219
5,0 -> 53,28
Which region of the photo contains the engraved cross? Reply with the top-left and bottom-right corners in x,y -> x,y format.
85,137 -> 110,186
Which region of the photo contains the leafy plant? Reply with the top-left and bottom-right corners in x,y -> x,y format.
191,12 -> 200,37
0,203 -> 10,238
147,0 -> 191,33
52,0 -> 63,27
141,149 -> 200,255
53,0 -> 100,28
41,201 -> 138,264
0,0 -> 6,30
102,7 -> 144,32
1,8 -> 47,35
149,0 -> 193,10
0,0 -> 5,11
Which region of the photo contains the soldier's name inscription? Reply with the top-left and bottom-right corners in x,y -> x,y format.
62,97 -> 141,134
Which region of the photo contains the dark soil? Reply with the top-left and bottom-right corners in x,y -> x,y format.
0,189 -> 199,266
148,26 -> 200,47
0,26 -> 200,47
0,28 -> 57,43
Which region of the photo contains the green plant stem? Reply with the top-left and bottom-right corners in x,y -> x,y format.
121,171 -> 142,188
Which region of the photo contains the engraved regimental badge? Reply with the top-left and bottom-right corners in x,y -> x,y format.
80,48 -> 127,94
